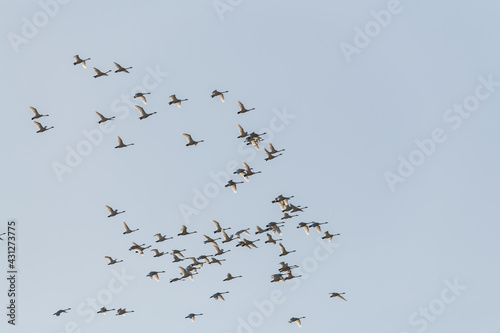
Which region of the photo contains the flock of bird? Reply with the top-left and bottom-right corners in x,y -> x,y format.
43,55 -> 346,328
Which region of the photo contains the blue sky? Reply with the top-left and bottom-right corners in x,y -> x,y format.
1,0 -> 500,332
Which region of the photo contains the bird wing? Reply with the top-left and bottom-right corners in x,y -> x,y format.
212,219 -> 221,230
182,133 -> 193,142
74,55 -> 81,62
296,319 -> 302,327
82,61 -> 87,69
237,124 -> 245,136
116,136 -> 124,146
231,184 -> 237,193
251,139 -> 260,150
29,106 -> 39,116
237,100 -> 244,111
304,225 -> 310,235
33,121 -> 43,130
269,142 -> 276,152
95,111 -> 106,121
153,273 -> 160,281
180,225 -> 187,233
134,105 -> 147,116
170,94 -> 176,101
264,148 -> 272,158
122,221 -> 131,232
93,67 -> 103,75
105,205 -> 114,214
219,94 -> 225,102
178,266 -> 188,275
104,256 -> 112,263
113,62 -> 123,70
279,243 -> 286,254
219,294 -> 225,301
337,294 -> 347,301
242,161 -> 251,172
139,95 -> 147,104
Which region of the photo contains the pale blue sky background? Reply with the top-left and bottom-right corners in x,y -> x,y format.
1,0 -> 499,332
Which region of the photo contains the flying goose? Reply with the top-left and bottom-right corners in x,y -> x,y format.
115,308 -> 134,316
265,233 -> 282,244
115,136 -> 134,149
309,221 -> 328,233
178,225 -> 197,236
185,313 -> 203,322
182,133 -> 204,146
33,121 -> 53,133
209,257 -> 226,265
133,92 -> 150,104
289,317 -> 305,327
225,180 -> 243,193
151,249 -> 167,257
211,89 -> 228,102
53,308 -> 71,316
211,219 -> 230,233
114,62 -> 132,73
169,94 -> 188,107
93,67 -> 111,78
265,148 -> 282,161
97,307 -> 115,315
297,222 -> 310,235
279,243 -> 296,256
223,273 -> 242,281
134,105 -> 156,120
329,292 -> 347,301
281,212 -> 298,220
122,221 -> 138,234
322,231 -> 340,242
210,291 -> 229,301
95,111 -> 115,124
104,256 -> 123,265
146,271 -> 165,281
154,233 -> 173,242
29,106 -> 48,120
268,142 -> 285,154
203,234 -> 221,245
105,205 -> 125,217
73,55 -> 90,68
237,100 -> 255,114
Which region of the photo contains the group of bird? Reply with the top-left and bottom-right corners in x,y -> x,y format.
48,55 -> 345,328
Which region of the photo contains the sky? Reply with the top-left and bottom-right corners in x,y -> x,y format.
1,0 -> 500,332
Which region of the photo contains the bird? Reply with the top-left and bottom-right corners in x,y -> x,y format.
268,142 -> 285,154
237,100 -> 255,114
178,266 -> 196,281
211,89 -> 228,102
114,62 -> 132,73
53,308 -> 71,316
93,67 -> 111,78
104,256 -> 123,265
225,180 -> 243,193
133,92 -> 150,104
178,225 -> 197,236
134,105 -> 156,120
154,233 -> 173,242
122,221 -> 138,234
223,273 -> 242,281
297,222 -> 310,235
210,291 -> 229,301
96,307 -> 115,315
151,249 -> 167,257
28,106 -> 48,120
115,136 -> 134,149
186,257 -> 204,268
279,262 -> 298,273
255,225 -> 271,235
211,219 -> 230,233
105,205 -> 125,217
198,255 -> 213,264
171,253 -> 184,263
237,161 -> 261,181
281,212 -> 298,220
221,229 -> 235,243
270,274 -> 285,283
169,94 -> 188,107
322,231 -> 340,242
95,111 -> 115,124
272,195 -> 294,204
236,238 -> 260,249
182,133 -> 204,146
267,222 -> 284,235
33,121 -> 53,133
73,55 -> 90,68
235,228 -> 250,238
289,317 -> 305,327
329,292 -> 347,301
185,313 -> 203,322
209,257 -> 226,265
115,308 -> 134,316
309,221 -> 328,233
279,243 -> 296,256
212,243 -> 230,256
284,271 -> 302,280
146,271 -> 165,281
171,249 -> 186,257
129,242 -> 151,255
265,148 -> 282,161
289,204 -> 308,213
203,234 -> 221,245
236,124 -> 248,138
265,233 -> 282,244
